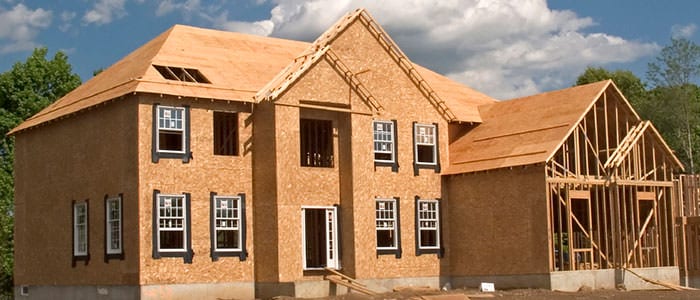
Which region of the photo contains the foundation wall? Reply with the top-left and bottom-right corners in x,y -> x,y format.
13,97 -> 140,286
549,267 -> 679,291
446,166 -> 550,276
136,94 -> 255,284
13,285 -> 139,300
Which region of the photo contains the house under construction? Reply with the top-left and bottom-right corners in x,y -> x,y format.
10,8 -> 695,300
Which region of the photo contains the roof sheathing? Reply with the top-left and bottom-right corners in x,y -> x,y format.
445,81 -> 611,175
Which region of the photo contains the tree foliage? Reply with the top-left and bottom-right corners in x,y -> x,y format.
0,48 -> 81,296
646,38 -> 700,173
575,38 -> 700,173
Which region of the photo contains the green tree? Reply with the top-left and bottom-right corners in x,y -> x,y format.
0,48 -> 81,296
647,38 -> 700,173
576,67 -> 647,110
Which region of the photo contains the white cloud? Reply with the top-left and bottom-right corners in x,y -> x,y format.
83,0 -> 127,25
152,0 -> 660,99
671,23 -> 697,39
0,4 -> 52,54
59,11 -> 77,32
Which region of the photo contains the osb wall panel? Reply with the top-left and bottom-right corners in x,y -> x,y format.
251,101 -> 280,283
13,97 -> 139,285
137,94 -> 254,284
332,19 -> 448,279
265,18 -> 449,283
447,166 -> 550,276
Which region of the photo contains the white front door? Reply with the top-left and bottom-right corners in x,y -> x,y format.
302,206 -> 339,270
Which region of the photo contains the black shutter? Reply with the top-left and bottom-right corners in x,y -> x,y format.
433,122 -> 441,173
184,193 -> 193,263
392,120 -> 399,172
152,190 -> 160,259
182,105 -> 191,163
412,122 -> 418,176
210,192 -> 218,261
395,197 -> 402,258
414,196 -> 421,256
239,193 -> 248,261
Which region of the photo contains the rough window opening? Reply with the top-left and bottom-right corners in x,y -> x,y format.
300,118 -> 334,168
154,65 -> 211,83
214,112 -> 239,156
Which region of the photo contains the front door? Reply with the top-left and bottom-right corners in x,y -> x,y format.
302,206 -> 339,269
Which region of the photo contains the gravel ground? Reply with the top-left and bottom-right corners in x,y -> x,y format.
311,288 -> 700,300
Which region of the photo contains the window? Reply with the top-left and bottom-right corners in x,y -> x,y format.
415,198 -> 442,256
413,123 -> 440,174
105,195 -> 123,260
152,190 -> 193,263
72,201 -> 89,266
152,104 -> 190,163
300,119 -> 334,168
154,65 -> 211,83
376,198 -> 401,257
373,120 -> 398,171
210,193 -> 247,261
214,112 -> 239,156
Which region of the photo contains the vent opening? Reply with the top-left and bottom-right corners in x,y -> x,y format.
154,65 -> 211,84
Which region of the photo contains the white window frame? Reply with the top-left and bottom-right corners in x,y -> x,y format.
156,105 -> 186,154
373,120 -> 395,163
417,199 -> 440,250
414,123 -> 437,165
301,206 -> 340,270
106,196 -> 122,255
73,202 -> 88,256
156,194 -> 187,252
376,198 -> 398,250
213,195 -> 243,252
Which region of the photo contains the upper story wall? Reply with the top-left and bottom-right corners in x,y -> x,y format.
13,97 -> 139,286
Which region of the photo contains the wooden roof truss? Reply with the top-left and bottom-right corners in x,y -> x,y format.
545,88 -> 682,273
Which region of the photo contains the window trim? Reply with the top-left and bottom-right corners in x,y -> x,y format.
373,120 -> 399,172
152,190 -> 193,263
104,194 -> 124,262
152,104 -> 191,163
72,200 -> 90,267
210,192 -> 247,261
376,197 -> 402,258
412,122 -> 441,175
414,197 -> 443,257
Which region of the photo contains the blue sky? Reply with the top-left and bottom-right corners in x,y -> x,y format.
0,0 -> 698,99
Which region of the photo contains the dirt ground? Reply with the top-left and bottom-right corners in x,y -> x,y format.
313,288 -> 700,300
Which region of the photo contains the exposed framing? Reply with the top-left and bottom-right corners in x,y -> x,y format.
546,89 -> 681,272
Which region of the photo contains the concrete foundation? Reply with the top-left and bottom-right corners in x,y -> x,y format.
255,276 -> 441,298
140,282 -> 254,300
550,267 -> 679,291
450,273 -> 551,290
14,285 -> 139,300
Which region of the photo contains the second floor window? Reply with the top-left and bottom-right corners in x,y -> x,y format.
213,112 -> 239,156
300,118 -> 333,168
157,105 -> 186,153
373,121 -> 395,163
414,123 -> 437,165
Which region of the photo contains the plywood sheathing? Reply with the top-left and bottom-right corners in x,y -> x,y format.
136,94 -> 255,284
9,25 -> 309,135
446,80 -> 612,175
447,166 -> 551,276
13,97 -> 139,285
256,8 -> 494,122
